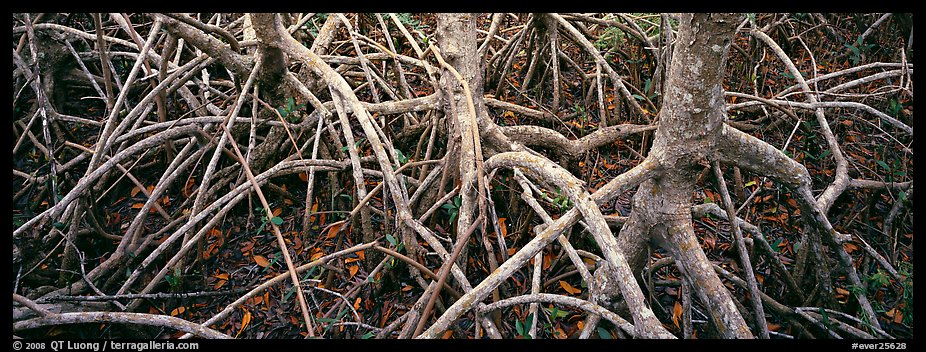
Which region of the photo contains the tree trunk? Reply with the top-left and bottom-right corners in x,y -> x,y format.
614,13 -> 755,338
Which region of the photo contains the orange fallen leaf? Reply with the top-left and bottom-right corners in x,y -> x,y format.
348,265 -> 359,278
236,309 -> 251,338
353,297 -> 361,310
310,248 -> 324,261
170,306 -> 185,316
131,203 -> 144,209
843,243 -> 859,253
254,255 -> 270,267
240,242 -> 255,255
441,330 -> 453,339
672,300 -> 683,328
559,280 -> 581,295
272,208 -> 282,217
554,327 -> 568,339
182,178 -> 196,197
498,218 -> 508,238
130,186 -> 141,197
326,220 -> 345,239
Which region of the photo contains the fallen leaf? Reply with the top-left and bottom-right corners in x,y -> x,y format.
353,297 -> 361,310
170,306 -> 185,316
348,265 -> 359,278
559,280 -> 581,295
554,327 -> 568,339
131,203 -> 144,209
240,241 -> 255,254
236,309 -> 251,338
498,218 -> 508,238
310,248 -> 324,261
254,255 -> 270,267
844,243 -> 859,253
182,178 -> 196,197
272,208 -> 282,217
326,220 -> 345,239
441,330 -> 453,339
130,186 -> 141,197
672,300 -> 683,328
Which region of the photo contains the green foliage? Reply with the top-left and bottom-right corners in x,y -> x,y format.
395,13 -> 420,29
594,26 -> 624,52
597,326 -> 612,339
868,269 -> 892,288
876,158 -> 906,182
394,148 -> 409,165
276,97 -> 306,123
545,306 -> 568,320
888,98 -> 903,117
553,189 -> 573,212
514,313 -> 534,339
164,267 -> 182,290
845,36 -> 876,65
441,196 -> 463,224
270,216 -> 284,225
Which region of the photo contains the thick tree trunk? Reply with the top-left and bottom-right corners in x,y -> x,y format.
614,13 -> 754,338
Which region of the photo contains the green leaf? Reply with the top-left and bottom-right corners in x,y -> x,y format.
876,160 -> 891,170
744,181 -> 756,188
515,320 -> 525,336
597,326 -> 612,339
270,216 -> 284,225
386,234 -> 398,246
395,149 -> 408,164
360,331 -> 375,339
545,306 -> 568,319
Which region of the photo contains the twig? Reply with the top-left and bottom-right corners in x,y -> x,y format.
38,289 -> 249,303
712,160 -> 769,338
15,311 -> 230,339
